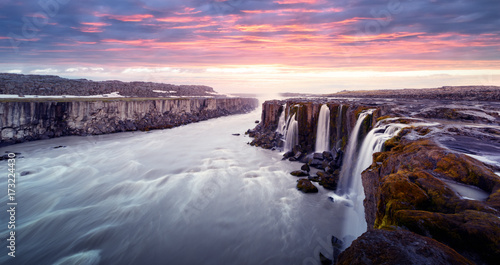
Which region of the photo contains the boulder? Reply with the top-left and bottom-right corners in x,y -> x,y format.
297,179 -> 318,193
290,170 -> 309,177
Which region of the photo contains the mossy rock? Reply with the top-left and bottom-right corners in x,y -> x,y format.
297,179 -> 318,193
364,136 -> 500,264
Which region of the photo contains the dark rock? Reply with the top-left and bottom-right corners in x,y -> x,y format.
313,152 -> 324,160
319,252 -> 332,265
293,151 -> 303,160
255,120 -> 259,123
322,151 -> 333,161
53,145 -> 66,149
296,179 -> 318,193
20,171 -> 31,176
232,133 -> 240,136
337,229 -> 474,265
290,170 -> 309,177
309,159 -> 323,168
301,163 -> 310,172
283,151 -> 294,159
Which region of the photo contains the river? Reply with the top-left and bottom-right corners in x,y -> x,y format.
1,106 -> 352,265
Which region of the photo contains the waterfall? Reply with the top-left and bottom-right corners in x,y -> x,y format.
336,110 -> 374,195
284,114 -> 298,152
348,123 -> 408,208
336,105 -> 343,148
276,105 -> 287,136
315,104 -> 330,153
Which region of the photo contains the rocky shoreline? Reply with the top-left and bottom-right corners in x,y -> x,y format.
248,97 -> 500,264
0,97 -> 259,146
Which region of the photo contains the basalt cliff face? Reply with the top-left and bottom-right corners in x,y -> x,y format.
248,98 -> 500,265
0,98 -> 258,145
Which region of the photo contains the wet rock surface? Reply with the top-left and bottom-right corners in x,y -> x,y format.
337,229 -> 474,265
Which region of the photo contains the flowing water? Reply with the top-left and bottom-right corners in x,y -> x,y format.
0,107 -> 352,265
284,114 -> 298,153
315,105 -> 330,153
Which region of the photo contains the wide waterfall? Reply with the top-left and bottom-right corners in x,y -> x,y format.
336,110 -> 374,195
315,104 -> 330,153
284,114 -> 298,152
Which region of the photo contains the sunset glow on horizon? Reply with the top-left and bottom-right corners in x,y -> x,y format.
1,0 -> 499,94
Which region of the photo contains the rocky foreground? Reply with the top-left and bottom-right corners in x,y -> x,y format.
247,95 -> 500,264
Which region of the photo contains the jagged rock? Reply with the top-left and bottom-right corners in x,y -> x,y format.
290,170 -> 309,177
337,229 -> 474,265
297,179 -> 318,193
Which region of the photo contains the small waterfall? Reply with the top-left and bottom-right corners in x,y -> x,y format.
337,110 -> 374,195
315,104 -> 331,153
284,114 -> 298,152
276,105 -> 287,136
336,105 -> 343,148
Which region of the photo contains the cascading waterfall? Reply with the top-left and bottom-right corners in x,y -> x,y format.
349,123 -> 408,209
336,104 -> 343,148
284,114 -> 298,152
315,104 -> 331,153
332,117 -> 409,250
276,105 -> 287,136
336,110 -> 374,195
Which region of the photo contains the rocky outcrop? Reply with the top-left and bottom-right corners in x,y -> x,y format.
363,134 -> 500,264
0,98 -> 259,145
337,229 -> 474,265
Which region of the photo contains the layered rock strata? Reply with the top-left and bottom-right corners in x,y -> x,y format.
0,98 -> 259,145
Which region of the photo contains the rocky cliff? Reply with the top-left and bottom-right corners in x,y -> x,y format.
0,98 -> 259,145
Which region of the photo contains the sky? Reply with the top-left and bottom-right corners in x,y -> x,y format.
1,0 -> 499,94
